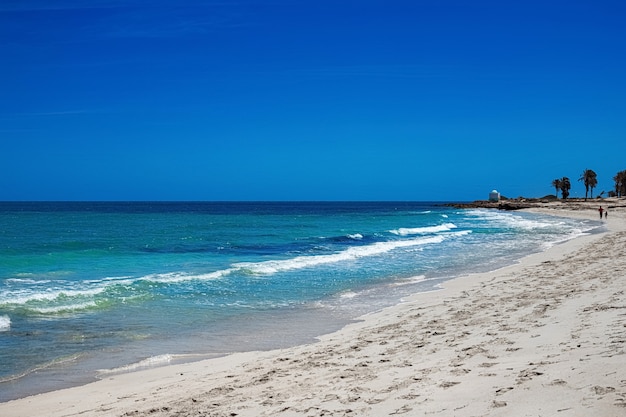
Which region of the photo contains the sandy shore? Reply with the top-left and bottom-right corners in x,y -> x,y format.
2,201 -> 625,416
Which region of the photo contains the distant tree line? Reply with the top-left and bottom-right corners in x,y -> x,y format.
551,169 -> 626,200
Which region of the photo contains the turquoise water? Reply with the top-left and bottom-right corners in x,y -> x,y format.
0,202 -> 600,401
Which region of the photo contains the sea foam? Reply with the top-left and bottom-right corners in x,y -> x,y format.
347,233 -> 363,240
0,287 -> 107,307
97,354 -> 173,375
234,234 -> 451,275
389,223 -> 457,236
29,302 -> 99,314
140,269 -> 235,284
0,315 -> 10,331
390,275 -> 427,287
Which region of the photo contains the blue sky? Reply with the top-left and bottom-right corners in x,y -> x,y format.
1,0 -> 624,201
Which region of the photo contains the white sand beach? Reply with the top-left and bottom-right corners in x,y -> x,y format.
2,200 -> 625,417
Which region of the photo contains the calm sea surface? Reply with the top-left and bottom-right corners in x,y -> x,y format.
0,202 -> 600,401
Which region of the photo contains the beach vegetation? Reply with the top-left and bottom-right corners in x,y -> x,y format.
614,170 -> 626,197
559,177 -> 571,199
551,178 -> 562,198
578,169 -> 598,200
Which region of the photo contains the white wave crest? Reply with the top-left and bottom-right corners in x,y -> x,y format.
1,269 -> 235,308
234,235 -> 447,275
97,354 -> 173,375
347,233 -> 363,240
340,291 -> 358,299
389,223 -> 457,236
390,275 -> 427,287
141,269 -> 235,284
6,278 -> 49,285
29,301 -> 98,314
464,210 -> 554,230
0,315 -> 10,331
0,287 -> 107,306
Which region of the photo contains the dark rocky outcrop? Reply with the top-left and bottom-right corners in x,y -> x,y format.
445,198 -> 553,211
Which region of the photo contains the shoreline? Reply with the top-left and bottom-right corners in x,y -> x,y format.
1,203 -> 625,416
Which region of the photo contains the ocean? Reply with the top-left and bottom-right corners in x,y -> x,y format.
0,201 -> 600,402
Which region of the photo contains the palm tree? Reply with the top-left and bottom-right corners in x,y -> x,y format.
578,169 -> 598,200
560,177 -> 571,199
614,170 -> 626,197
551,178 -> 562,198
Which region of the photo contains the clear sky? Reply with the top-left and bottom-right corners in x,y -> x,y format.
1,0 -> 625,201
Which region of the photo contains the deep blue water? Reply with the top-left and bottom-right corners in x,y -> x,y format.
0,201 -> 600,401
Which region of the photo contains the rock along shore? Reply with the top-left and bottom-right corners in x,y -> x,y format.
445,196 -> 626,211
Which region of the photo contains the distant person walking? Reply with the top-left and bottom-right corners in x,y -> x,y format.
605,210 -> 608,219
599,206 -> 604,219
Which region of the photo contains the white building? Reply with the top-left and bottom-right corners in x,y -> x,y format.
489,189 -> 500,202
